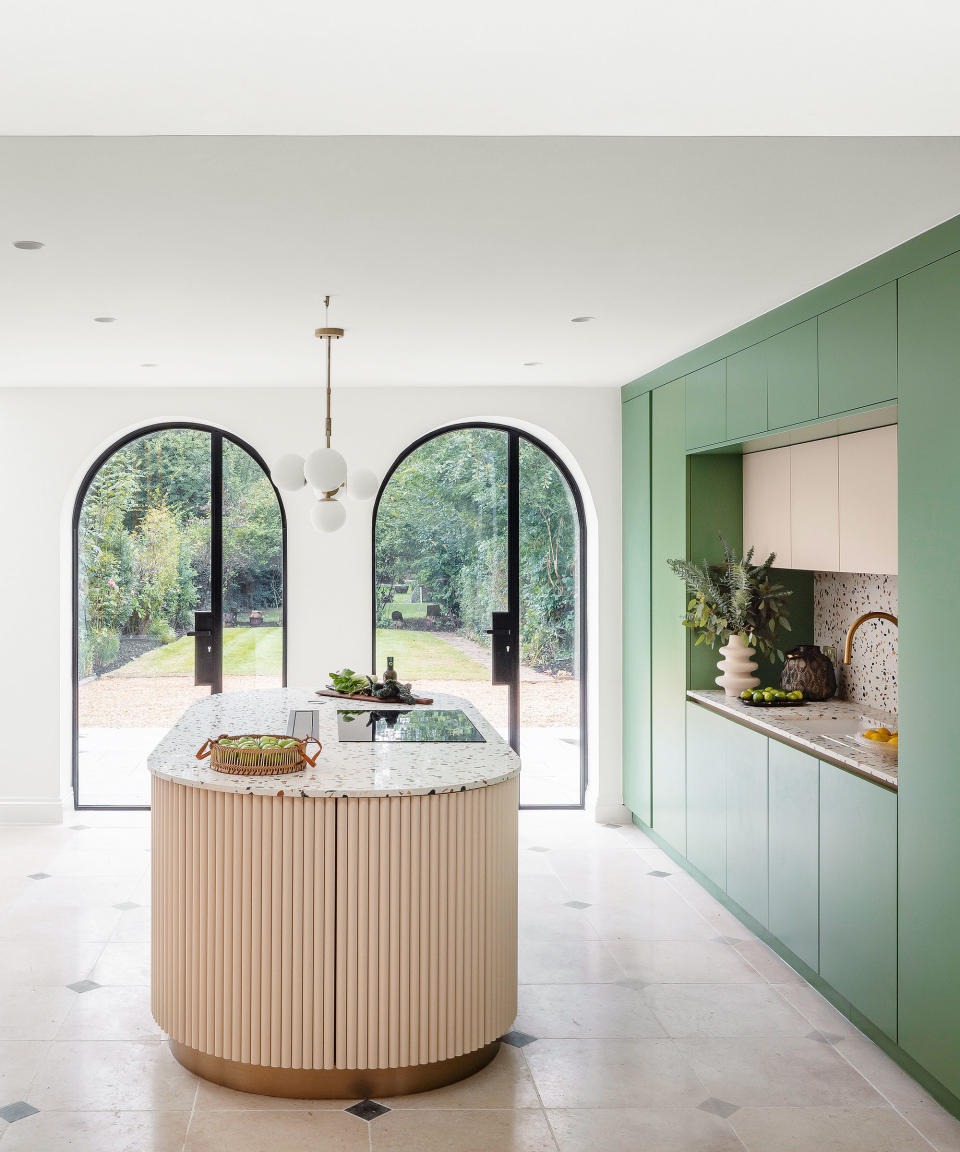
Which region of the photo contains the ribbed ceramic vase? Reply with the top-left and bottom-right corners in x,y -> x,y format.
715,633 -> 760,697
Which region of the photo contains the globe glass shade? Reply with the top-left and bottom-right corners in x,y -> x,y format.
271,453 -> 306,492
311,498 -> 347,533
347,467 -> 380,501
304,447 -> 347,494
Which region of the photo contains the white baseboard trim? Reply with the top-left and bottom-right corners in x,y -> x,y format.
591,800 -> 632,825
0,798 -> 64,825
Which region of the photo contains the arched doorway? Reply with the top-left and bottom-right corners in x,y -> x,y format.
373,424 -> 586,808
73,424 -> 286,809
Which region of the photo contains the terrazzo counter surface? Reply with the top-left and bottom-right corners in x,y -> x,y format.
687,689 -> 898,789
147,687 -> 519,797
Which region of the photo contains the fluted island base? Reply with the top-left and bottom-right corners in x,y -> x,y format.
152,772 -> 518,1098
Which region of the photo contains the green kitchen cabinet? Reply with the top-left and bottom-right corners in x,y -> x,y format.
768,741 -> 819,970
766,318 -> 818,430
651,379 -> 687,853
898,248 -> 960,1096
724,721 -> 769,927
622,393 -> 652,824
684,361 -> 726,450
725,342 -> 767,441
685,703 -> 727,888
818,282 -> 897,417
819,762 -> 897,1040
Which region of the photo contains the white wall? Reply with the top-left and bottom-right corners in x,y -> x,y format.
0,384 -> 623,823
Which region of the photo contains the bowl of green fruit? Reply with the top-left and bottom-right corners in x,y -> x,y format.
739,688 -> 806,708
196,733 -> 322,776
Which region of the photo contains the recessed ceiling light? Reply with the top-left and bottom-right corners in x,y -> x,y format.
93,316 -> 117,323
570,315 -> 595,323
12,240 -> 44,250
523,361 -> 542,367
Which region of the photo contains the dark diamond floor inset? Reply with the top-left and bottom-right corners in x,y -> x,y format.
67,980 -> 101,994
0,1101 -> 39,1124
27,873 -> 50,880
528,846 -> 550,853
603,823 -> 621,828
113,901 -> 140,911
806,1029 -> 844,1045
70,825 -> 89,831
616,978 -> 649,992
345,1099 -> 390,1122
698,1097 -> 740,1119
500,1030 -> 536,1047
648,870 -> 671,878
563,900 -> 591,909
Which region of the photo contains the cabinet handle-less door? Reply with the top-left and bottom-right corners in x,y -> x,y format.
789,439 -> 839,571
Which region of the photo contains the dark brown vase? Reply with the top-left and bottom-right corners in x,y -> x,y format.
780,644 -> 837,701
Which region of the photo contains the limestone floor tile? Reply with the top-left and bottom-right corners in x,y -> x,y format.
518,903 -> 601,943
0,1040 -> 51,1101
0,1109 -> 191,1152
584,897 -> 717,942
676,1036 -> 889,1108
381,1042 -> 540,1108
516,982 -> 666,1039
110,904 -> 151,943
89,940 -> 150,985
0,900 -> 123,944
644,982 -> 812,1038
28,1040 -> 199,1111
0,938 -> 105,986
548,1106 -> 744,1152
185,1109 -> 369,1151
605,939 -> 765,985
524,1038 -> 704,1109
730,1105 -> 934,1151
0,986 -> 76,1040
769,983 -> 864,1040
56,985 -> 160,1041
518,939 -> 624,985
834,1037 -> 947,1109
10,874 -> 133,909
370,1107 -> 558,1151
518,874 -> 576,910
901,1106 -> 960,1152
47,848 -> 150,877
733,939 -> 806,984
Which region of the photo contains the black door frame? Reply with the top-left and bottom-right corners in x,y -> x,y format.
371,422 -> 588,810
71,421 -> 287,811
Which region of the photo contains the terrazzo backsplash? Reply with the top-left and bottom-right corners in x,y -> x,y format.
814,572 -> 898,715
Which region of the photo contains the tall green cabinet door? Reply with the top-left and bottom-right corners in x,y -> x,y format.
651,379 -> 687,853
725,342 -> 767,441
818,282 -> 897,416
724,722 -> 769,928
622,393 -> 652,824
768,741 -> 819,970
685,703 -> 726,888
766,318 -> 818,430
819,763 -> 897,1040
898,248 -> 960,1096
684,361 -> 726,450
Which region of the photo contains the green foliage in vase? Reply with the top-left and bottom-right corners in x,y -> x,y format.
666,537 -> 792,663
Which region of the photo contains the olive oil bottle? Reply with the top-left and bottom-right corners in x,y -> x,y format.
383,656 -> 398,682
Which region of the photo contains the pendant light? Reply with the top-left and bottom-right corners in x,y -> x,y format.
271,297 -> 379,531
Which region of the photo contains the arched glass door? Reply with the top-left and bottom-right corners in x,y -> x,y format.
74,425 -> 285,809
373,425 -> 585,808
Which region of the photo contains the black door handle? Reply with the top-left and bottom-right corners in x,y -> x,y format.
488,611 -> 514,686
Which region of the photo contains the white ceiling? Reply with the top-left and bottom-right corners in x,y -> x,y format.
2,136 -> 960,388
3,1 -> 960,135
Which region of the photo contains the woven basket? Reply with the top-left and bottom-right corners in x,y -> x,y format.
196,734 -> 321,776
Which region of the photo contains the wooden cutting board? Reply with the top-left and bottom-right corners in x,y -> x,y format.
315,689 -> 435,705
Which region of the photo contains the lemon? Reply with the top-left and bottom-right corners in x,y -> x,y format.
874,728 -> 892,740
889,734 -> 898,745
862,729 -> 883,741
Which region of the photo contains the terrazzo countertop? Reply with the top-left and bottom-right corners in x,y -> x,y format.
687,689 -> 898,789
147,688 -> 519,798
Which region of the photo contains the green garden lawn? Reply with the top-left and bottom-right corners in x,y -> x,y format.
374,629 -> 486,680
109,626 -> 283,677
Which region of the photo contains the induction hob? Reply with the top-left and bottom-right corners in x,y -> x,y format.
336,708 -> 485,743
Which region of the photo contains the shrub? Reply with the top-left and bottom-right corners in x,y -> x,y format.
147,618 -> 177,645
90,628 -> 120,672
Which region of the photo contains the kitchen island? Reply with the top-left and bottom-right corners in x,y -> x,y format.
149,688 -> 519,1098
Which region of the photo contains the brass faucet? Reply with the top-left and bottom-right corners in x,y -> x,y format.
843,612 -> 898,665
